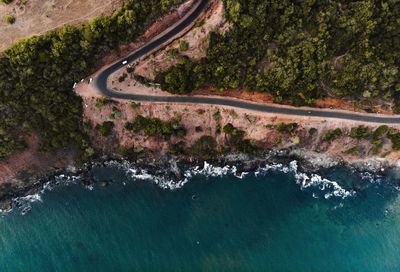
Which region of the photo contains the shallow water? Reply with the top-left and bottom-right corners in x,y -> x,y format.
1,163 -> 400,271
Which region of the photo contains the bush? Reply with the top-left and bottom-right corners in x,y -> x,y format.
388,132 -> 400,151
109,107 -> 121,119
125,115 -> 186,140
96,121 -> 114,137
115,145 -> 136,158
308,127 -> 318,135
4,15 -> 15,24
179,40 -> 189,51
322,128 -> 343,142
212,110 -> 221,122
223,123 -> 235,134
1,0 -> 13,4
191,136 -> 217,159
276,123 -> 298,134
130,101 -> 140,109
373,125 -> 389,140
95,97 -> 113,108
169,141 -> 186,155
350,126 -> 372,140
223,123 -> 258,154
118,73 -> 128,82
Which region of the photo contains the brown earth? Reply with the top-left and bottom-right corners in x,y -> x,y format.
95,0 -> 198,70
0,0 -> 121,51
133,0 -> 228,80
82,96 -> 400,163
0,133 -> 76,184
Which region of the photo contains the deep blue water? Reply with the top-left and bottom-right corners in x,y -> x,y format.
1,163 -> 400,271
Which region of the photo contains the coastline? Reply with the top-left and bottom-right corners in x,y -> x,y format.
1,0 -> 400,215
1,147 -> 399,214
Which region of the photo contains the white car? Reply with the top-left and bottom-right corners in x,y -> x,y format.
122,60 -> 128,65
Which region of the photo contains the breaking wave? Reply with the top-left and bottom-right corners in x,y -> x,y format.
4,159 -> 390,215
110,160 -> 356,199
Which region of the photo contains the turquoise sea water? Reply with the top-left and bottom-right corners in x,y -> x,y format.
1,163 -> 400,271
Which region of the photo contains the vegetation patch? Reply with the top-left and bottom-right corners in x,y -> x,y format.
96,121 -> 114,137
0,0 -> 184,160
308,127 -> 318,136
156,0 -> 400,110
125,115 -> 186,140
109,107 -> 121,119
190,136 -> 217,160
118,73 -> 128,82
212,110 -> 222,122
276,123 -> 298,134
223,123 -> 258,154
350,126 -> 372,140
130,101 -> 141,110
388,130 -> 400,151
322,128 -> 343,142
179,40 -> 189,51
373,125 -> 389,140
4,15 -> 15,24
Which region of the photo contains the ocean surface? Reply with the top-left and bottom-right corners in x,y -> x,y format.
1,161 -> 400,271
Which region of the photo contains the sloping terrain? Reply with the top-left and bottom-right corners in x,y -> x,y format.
0,0 -> 121,51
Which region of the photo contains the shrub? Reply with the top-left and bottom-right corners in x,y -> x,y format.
1,0 -> 13,4
344,146 -> 359,155
167,48 -> 179,59
373,125 -> 389,140
322,128 -> 342,142
191,136 -> 217,159
213,110 -> 221,122
109,107 -> 121,119
223,123 -> 235,134
350,126 -> 372,140
95,97 -> 112,108
195,19 -> 205,28
126,66 -> 135,73
215,124 -> 221,134
125,115 -> 186,140
308,127 -> 318,135
179,40 -> 189,51
245,114 -> 258,123
223,123 -> 258,154
170,141 -> 186,155
118,73 -> 128,82
388,132 -> 400,151
130,101 -> 140,109
4,15 -> 15,24
96,121 -> 114,137
276,123 -> 298,134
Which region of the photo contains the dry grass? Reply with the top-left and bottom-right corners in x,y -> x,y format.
0,0 -> 122,51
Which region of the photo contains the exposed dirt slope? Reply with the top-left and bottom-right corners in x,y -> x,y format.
0,0 -> 121,51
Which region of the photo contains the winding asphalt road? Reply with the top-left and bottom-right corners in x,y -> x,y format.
95,0 -> 400,124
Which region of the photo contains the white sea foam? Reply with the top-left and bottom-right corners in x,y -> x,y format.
251,160 -> 355,199
6,158 -> 381,215
116,160 -> 355,199
289,160 -> 355,199
13,193 -> 43,215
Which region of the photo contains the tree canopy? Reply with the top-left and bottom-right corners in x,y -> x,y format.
157,0 -> 400,108
0,0 -> 183,159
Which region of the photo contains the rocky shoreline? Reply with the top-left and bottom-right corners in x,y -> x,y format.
1,147 -> 399,213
